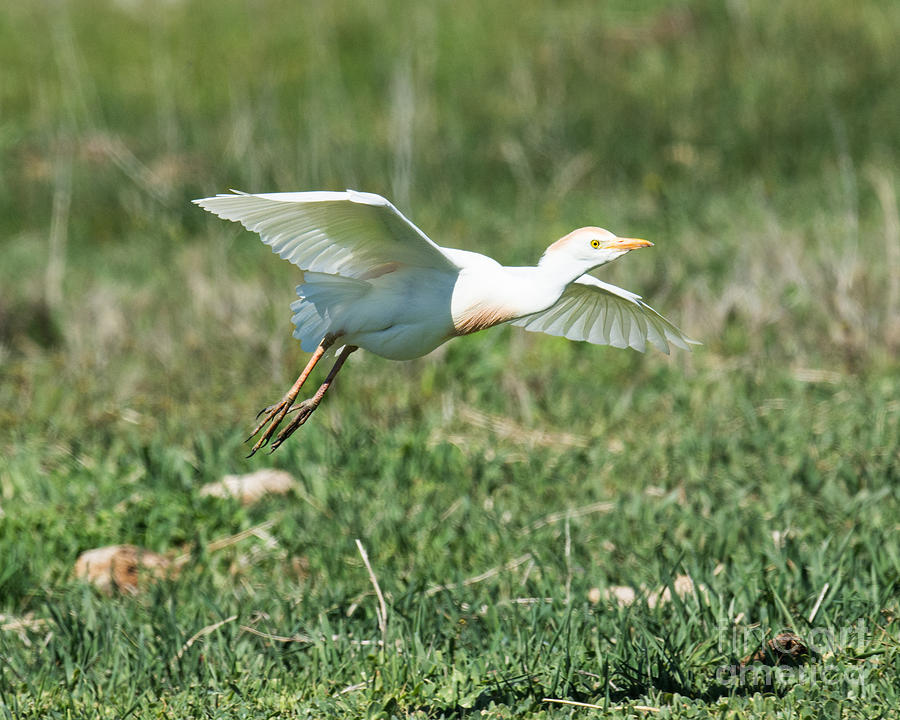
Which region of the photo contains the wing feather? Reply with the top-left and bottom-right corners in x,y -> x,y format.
609,304 -> 626,348
509,274 -> 697,354
193,190 -> 459,278
567,293 -> 593,339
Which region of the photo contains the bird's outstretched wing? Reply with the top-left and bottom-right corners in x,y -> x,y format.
193,190 -> 459,278
509,274 -> 697,353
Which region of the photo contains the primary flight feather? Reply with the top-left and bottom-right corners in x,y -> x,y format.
194,190 -> 696,454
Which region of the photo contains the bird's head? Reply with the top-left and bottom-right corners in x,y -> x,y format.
540,227 -> 653,272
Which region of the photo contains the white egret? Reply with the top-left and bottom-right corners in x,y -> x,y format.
194,190 -> 696,454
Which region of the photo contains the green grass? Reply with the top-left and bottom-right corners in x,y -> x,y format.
2,0 -> 900,717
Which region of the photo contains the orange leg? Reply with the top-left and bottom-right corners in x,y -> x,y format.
247,334 -> 336,456
268,344 -> 358,453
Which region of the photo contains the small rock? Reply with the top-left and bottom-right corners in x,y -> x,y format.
199,469 -> 296,505
604,574 -> 707,608
605,585 -> 638,606
647,573 -> 704,608
74,545 -> 172,594
740,631 -> 812,667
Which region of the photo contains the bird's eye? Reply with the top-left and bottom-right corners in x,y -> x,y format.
590,239 -> 601,249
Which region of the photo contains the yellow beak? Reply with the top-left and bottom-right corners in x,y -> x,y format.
616,237 -> 653,250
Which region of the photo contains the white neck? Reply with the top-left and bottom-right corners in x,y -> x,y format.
450,248 -> 623,335
537,251 -> 593,287
496,253 -> 603,317
536,247 -> 622,286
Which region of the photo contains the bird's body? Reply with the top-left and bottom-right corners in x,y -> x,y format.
194,189 -> 695,453
290,267 -> 454,360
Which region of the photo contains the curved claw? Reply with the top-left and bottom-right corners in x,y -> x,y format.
255,404 -> 276,420
246,400 -> 296,456
269,400 -> 318,452
247,402 -> 284,442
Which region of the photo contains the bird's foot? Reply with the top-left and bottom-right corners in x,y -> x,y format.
246,341 -> 355,456
246,397 -> 296,456
268,398 -> 319,453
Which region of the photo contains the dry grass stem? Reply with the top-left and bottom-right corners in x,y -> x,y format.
45,150 -> 71,311
542,697 -> 604,710
425,554 -> 532,597
808,582 -> 830,624
170,615 -> 237,665
173,519 -> 277,566
520,500 -> 615,535
457,404 -> 589,449
355,539 -> 388,645
1,614 -> 49,646
543,698 -> 661,713
239,625 -> 314,644
338,681 -> 369,695
792,368 -> 843,384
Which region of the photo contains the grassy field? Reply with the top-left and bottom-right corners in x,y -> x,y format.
2,0 -> 900,717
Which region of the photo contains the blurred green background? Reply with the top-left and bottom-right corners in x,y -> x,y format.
1,0 -> 899,717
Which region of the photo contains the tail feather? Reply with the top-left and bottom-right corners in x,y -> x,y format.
290,298 -> 330,352
289,272 -> 371,351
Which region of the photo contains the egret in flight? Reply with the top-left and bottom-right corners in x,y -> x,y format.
194,190 -> 696,454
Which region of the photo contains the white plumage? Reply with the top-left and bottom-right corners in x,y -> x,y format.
194,189 -> 696,453
509,275 -> 691,353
